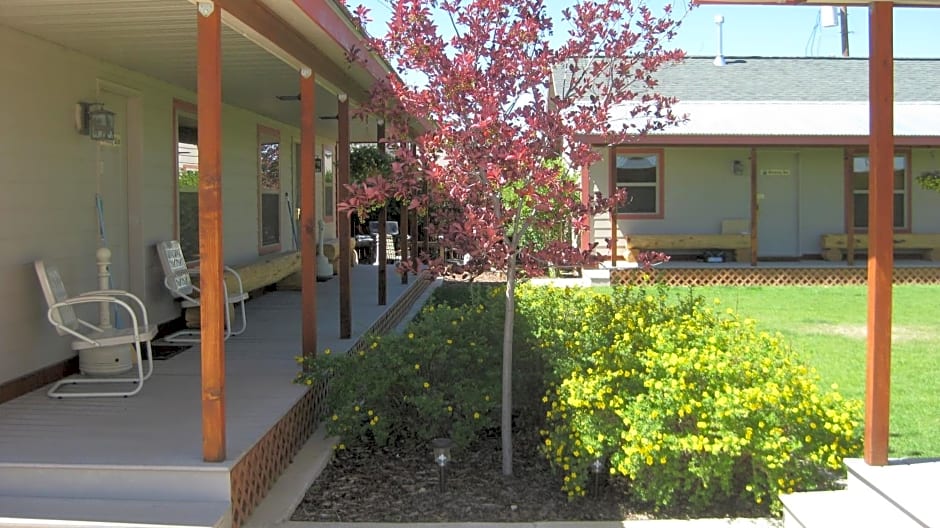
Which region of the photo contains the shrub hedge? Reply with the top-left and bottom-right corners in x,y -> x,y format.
517,284 -> 863,513
297,282 -> 863,515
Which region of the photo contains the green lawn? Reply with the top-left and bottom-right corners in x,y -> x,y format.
679,285 -> 940,459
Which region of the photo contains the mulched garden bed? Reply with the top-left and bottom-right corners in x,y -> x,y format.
290,274 -> 772,524
291,427 -> 647,523
291,425 -> 769,523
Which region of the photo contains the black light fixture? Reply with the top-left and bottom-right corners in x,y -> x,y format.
76,102 -> 115,142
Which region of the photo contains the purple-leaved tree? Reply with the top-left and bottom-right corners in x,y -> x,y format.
342,0 -> 689,476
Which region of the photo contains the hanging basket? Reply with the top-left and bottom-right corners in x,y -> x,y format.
916,170 -> 940,192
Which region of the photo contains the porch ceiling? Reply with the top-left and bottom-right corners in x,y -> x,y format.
0,0 -> 383,141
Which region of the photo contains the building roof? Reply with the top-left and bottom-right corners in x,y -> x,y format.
652,56 -> 939,102
553,56 -> 940,103
555,56 -> 940,140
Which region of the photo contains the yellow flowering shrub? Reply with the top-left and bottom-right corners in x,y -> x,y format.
517,284 -> 863,515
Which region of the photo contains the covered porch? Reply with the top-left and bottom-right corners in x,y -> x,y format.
0,265 -> 435,528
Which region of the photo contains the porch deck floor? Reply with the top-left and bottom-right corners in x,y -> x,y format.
0,264 -> 427,470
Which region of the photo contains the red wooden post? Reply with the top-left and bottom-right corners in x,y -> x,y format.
865,1 -> 894,466
400,185 -> 410,285
300,69 -> 318,360
337,95 -> 352,339
749,147 -> 758,266
196,1 -> 226,463
377,120 -> 387,305
608,147 -> 618,263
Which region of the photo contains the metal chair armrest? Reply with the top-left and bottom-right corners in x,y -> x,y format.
48,295 -> 142,347
78,289 -> 151,328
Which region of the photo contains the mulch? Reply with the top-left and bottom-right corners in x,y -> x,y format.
290,428 -> 650,523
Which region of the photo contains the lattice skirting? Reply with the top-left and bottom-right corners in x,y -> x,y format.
229,380 -> 327,528
610,266 -> 940,287
349,271 -> 434,354
229,272 -> 434,528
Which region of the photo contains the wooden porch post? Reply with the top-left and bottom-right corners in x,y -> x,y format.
580,165 -> 591,252
400,179 -> 410,285
337,94 -> 352,339
377,120 -> 387,305
300,69 -> 318,360
749,147 -> 758,266
608,146 -> 618,263
865,1 -> 894,467
196,1 -> 226,463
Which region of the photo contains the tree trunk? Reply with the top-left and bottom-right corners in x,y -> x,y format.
501,259 -> 517,476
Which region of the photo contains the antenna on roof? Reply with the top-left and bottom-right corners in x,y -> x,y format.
713,15 -> 726,67
820,5 -> 850,57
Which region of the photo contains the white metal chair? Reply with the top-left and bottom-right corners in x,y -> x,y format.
34,260 -> 156,398
369,221 -> 401,264
156,240 -> 248,343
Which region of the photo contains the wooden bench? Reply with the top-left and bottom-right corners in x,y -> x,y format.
625,234 -> 751,263
184,251 -> 301,327
821,234 -> 940,262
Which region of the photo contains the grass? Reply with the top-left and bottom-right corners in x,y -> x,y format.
673,285 -> 940,459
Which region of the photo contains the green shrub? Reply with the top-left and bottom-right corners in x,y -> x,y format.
296,284 -> 534,452
518,284 -> 863,514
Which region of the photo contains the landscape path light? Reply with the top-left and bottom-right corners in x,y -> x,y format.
431,437 -> 454,493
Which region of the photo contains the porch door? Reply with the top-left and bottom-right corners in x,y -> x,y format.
757,151 -> 800,258
97,89 -> 130,293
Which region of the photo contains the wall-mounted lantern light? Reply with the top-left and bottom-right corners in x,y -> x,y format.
732,160 -> 744,176
76,102 -> 115,142
315,157 -> 322,173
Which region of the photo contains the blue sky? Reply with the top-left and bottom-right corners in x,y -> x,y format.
350,1 -> 940,59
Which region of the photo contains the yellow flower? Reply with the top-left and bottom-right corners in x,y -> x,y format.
473,412 -> 480,419
323,348 -> 331,355
408,332 -> 415,339
414,363 -> 421,370
423,382 -> 430,389
446,339 -> 453,345
331,414 -> 339,421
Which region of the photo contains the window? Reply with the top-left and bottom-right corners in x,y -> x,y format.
849,151 -> 909,230
322,148 -> 334,221
174,100 -> 199,258
258,126 -> 281,252
612,149 -> 662,216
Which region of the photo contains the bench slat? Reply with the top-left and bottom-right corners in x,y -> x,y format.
820,234 -> 940,261
627,234 -> 750,250
625,234 -> 750,263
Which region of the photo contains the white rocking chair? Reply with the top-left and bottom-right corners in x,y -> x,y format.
34,260 -> 156,398
156,240 -> 248,344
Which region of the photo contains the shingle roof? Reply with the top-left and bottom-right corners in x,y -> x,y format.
553,56 -> 940,102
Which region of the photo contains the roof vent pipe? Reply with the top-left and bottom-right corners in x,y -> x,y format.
713,15 -> 726,67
